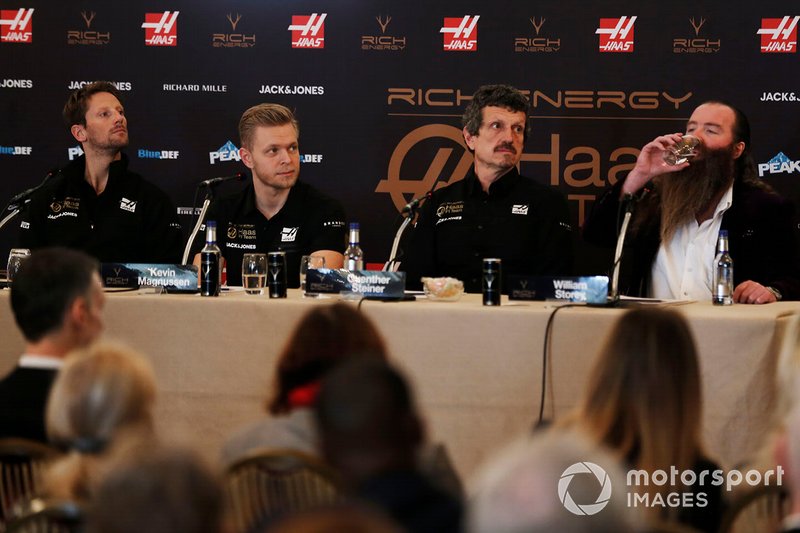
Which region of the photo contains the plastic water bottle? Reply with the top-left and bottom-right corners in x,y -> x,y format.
712,230 -> 733,306
200,221 -> 221,297
344,222 -> 364,271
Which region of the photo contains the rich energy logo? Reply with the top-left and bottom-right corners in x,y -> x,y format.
142,11 -> 179,46
138,149 -> 179,160
515,16 -> 560,53
212,13 -> 255,48
288,13 -> 325,49
0,8 -> 33,43
68,10 -> 110,45
596,16 -> 636,52
440,15 -> 479,51
673,17 -> 720,53
386,87 -> 692,110
0,145 -> 32,155
362,14 -> 406,51
758,16 -> 799,53
758,152 -> 800,177
209,141 -> 241,164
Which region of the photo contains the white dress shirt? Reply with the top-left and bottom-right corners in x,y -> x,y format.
650,185 -> 733,300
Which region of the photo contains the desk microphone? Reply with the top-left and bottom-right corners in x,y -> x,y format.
199,172 -> 246,188
7,167 -> 61,210
401,191 -> 433,214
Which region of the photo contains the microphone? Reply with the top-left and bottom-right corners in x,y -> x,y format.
401,191 -> 432,214
7,167 -> 61,210
199,172 -> 245,188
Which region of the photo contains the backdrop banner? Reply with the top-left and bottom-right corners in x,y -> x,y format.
1,1 -> 798,275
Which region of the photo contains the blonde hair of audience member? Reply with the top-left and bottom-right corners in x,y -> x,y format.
268,303 -> 388,415
570,308 -> 706,502
468,430 -> 639,533
44,341 -> 157,500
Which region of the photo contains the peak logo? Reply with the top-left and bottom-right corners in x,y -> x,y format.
596,16 -> 636,53
209,141 -> 241,165
515,16 -> 560,53
674,17 -> 720,53
212,13 -> 255,48
0,8 -> 34,43
441,16 -> 479,51
288,13 -> 325,49
362,14 -> 406,51
757,16 -> 799,53
758,152 -> 800,177
142,11 -> 179,47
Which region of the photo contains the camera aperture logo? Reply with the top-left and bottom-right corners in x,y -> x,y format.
559,462 -> 612,516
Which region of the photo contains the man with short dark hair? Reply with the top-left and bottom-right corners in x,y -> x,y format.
195,103 -> 346,287
404,84 -> 573,292
19,81 -> 182,263
0,247 -> 104,441
584,100 -> 800,303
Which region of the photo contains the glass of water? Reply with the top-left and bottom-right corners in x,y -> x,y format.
664,134 -> 701,165
241,253 -> 267,295
6,248 -> 31,284
300,254 -> 325,296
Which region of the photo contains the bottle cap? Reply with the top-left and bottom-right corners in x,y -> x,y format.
207,220 -> 217,228
349,222 -> 359,230
719,230 -> 727,237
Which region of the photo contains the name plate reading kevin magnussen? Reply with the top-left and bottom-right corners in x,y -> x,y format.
101,263 -> 199,293
305,269 -> 406,298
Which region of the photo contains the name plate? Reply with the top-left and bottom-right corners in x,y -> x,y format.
306,269 -> 406,298
508,275 -> 609,304
101,263 -> 199,293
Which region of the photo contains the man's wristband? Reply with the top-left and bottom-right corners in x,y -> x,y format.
766,286 -> 783,301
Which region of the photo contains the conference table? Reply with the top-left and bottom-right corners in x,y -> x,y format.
1,288 -> 798,487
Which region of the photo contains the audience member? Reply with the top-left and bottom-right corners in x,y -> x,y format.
567,307 -> 723,532
0,247 -> 103,442
44,341 -> 157,500
316,358 -> 462,533
221,303 -> 388,464
221,303 -> 462,497
87,445 -> 222,533
468,431 -> 638,533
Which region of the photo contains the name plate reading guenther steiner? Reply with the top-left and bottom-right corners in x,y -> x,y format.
101,263 -> 199,293
305,268 -> 406,298
508,275 -> 609,304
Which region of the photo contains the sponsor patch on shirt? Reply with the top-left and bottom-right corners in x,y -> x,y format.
281,227 -> 299,242
20,221 -> 29,229
436,201 -> 464,218
511,204 -> 529,215
120,197 -> 137,213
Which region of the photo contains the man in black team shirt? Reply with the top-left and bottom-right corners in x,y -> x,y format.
19,81 -> 182,263
196,103 -> 346,287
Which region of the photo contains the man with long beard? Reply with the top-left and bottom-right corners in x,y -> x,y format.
19,81 -> 182,263
584,101 -> 800,303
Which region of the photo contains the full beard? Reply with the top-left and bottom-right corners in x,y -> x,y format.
656,144 -> 735,243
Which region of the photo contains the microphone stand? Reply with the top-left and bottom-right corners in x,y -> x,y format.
181,188 -> 214,265
608,194 -> 637,303
383,214 -> 415,272
0,169 -> 60,235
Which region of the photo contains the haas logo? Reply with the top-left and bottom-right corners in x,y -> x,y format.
0,8 -> 34,43
142,11 -> 179,46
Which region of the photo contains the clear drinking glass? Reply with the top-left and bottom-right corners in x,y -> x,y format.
664,134 -> 701,165
6,248 -> 31,284
241,253 -> 267,295
300,254 -> 325,296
